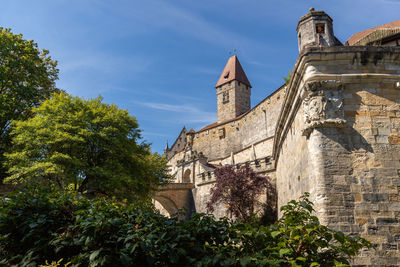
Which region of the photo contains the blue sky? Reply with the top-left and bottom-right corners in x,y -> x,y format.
1,0 -> 399,153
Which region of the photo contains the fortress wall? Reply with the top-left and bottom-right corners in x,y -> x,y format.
320,77 -> 400,266
193,86 -> 284,161
207,137 -> 274,165
276,47 -> 400,266
275,98 -> 325,219
192,182 -> 228,218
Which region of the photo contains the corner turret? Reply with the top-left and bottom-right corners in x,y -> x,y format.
297,8 -> 341,52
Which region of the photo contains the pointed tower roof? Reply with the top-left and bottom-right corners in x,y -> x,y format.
164,141 -> 169,151
215,55 -> 252,88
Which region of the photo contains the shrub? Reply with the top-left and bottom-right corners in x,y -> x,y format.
0,187 -> 371,266
207,163 -> 275,222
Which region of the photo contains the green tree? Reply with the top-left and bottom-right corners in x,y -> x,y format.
4,92 -> 169,199
0,27 -> 59,181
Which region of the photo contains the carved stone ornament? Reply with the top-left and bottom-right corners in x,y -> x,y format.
302,80 -> 346,136
185,135 -> 194,151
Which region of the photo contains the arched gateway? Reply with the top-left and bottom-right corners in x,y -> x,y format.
153,183 -> 195,219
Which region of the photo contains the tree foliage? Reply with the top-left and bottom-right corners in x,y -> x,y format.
0,187 -> 371,266
4,92 -> 169,199
207,163 -> 274,221
283,70 -> 292,85
0,27 -> 59,180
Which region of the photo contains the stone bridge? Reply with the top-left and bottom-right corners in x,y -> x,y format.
153,183 -> 195,219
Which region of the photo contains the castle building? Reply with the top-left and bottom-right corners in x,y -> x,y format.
163,9 -> 400,266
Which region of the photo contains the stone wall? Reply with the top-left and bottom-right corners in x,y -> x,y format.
217,81 -> 251,123
193,85 -> 284,161
275,46 -> 400,266
275,103 -> 325,217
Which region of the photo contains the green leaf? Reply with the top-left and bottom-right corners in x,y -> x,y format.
89,249 -> 101,261
334,232 -> 345,243
271,231 -> 281,238
279,248 -> 291,257
130,243 -> 139,253
296,257 -> 307,262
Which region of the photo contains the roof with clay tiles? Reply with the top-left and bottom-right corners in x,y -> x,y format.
215,55 -> 251,88
347,19 -> 400,46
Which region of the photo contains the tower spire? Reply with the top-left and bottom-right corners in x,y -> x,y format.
215,55 -> 252,123
215,55 -> 251,88
164,141 -> 169,154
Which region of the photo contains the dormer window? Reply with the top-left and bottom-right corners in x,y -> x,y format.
316,24 -> 325,34
223,71 -> 230,79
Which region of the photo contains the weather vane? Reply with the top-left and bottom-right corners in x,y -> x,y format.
229,49 -> 238,56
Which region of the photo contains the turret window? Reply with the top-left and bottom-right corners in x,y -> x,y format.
316,24 -> 325,34
223,91 -> 229,104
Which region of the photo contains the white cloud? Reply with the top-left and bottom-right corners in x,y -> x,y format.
135,101 -> 216,124
92,0 -> 266,50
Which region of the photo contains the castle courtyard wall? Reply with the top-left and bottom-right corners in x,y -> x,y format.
193,85 -> 284,162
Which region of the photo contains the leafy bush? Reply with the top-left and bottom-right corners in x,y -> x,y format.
0,187 -> 371,266
232,193 -> 372,266
207,163 -> 275,222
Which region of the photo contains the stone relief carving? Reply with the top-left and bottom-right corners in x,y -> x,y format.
185,134 -> 193,151
302,80 -> 346,136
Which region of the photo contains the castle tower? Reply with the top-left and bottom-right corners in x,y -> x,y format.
215,55 -> 252,123
297,8 -> 339,52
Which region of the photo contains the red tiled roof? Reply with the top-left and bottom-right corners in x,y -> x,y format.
347,19 -> 400,46
187,129 -> 195,134
198,122 -> 218,132
215,55 -> 251,88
